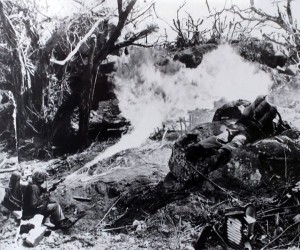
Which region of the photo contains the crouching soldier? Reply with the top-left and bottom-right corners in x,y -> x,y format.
164,95 -> 290,190
22,169 -> 75,230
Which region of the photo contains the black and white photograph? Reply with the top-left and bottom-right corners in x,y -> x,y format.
0,0 -> 300,249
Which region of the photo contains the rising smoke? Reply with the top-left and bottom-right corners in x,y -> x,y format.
82,44 -> 273,169
114,44 -> 272,128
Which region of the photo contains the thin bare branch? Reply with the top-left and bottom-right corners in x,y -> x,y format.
206,0 -> 211,14
177,1 -> 186,22
262,33 -> 292,48
126,1 -> 155,25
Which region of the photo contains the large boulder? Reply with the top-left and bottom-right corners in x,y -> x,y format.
211,130 -> 300,190
52,141 -> 173,230
168,101 -> 300,191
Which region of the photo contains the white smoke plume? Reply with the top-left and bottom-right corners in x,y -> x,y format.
81,44 -> 272,170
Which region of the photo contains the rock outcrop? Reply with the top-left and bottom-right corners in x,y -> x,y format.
173,39 -> 288,69
168,100 -> 300,191
211,130 -> 300,190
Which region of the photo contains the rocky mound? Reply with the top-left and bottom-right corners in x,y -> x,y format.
173,39 -> 289,70
169,100 -> 300,191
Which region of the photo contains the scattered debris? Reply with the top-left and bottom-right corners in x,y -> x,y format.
132,220 -> 147,232
194,204 -> 257,249
73,196 -> 92,202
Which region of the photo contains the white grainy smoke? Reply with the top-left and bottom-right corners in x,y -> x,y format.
83,44 -> 272,168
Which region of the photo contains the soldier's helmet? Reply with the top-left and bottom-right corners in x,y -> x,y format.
32,169 -> 48,184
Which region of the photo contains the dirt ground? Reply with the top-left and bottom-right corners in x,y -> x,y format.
0,140 -> 201,250
1,107 -> 300,249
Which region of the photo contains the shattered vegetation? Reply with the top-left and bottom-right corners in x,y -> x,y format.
1,0 -> 300,249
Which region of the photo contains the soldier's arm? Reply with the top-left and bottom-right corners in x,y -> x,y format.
30,185 -> 49,209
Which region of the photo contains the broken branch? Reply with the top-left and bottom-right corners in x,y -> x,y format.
50,14 -> 107,66
0,167 -> 18,173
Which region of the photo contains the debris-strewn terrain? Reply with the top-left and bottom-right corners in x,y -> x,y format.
0,140 -> 199,250
2,0 -> 300,248
1,102 -> 300,249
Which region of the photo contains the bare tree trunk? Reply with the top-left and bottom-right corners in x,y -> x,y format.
77,0 -> 137,147
11,49 -> 44,161
78,36 -> 97,146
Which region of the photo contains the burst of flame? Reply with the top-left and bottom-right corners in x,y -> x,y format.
81,44 -> 272,170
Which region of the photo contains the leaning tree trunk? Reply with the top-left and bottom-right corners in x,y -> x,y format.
10,50 -> 48,161
78,36 -> 97,146
77,0 -> 138,146
11,60 -> 33,162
